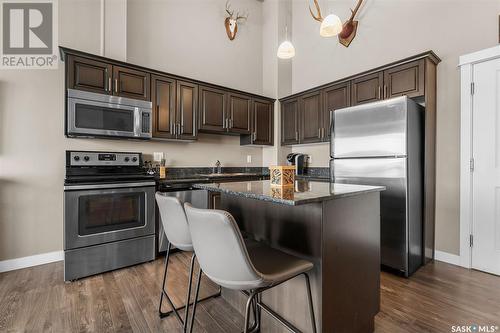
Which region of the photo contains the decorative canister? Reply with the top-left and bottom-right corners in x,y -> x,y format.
269,166 -> 295,187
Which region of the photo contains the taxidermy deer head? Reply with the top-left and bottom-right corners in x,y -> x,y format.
309,0 -> 365,47
225,1 -> 248,41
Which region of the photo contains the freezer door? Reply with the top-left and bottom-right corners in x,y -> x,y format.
332,96 -> 408,158
332,157 -> 408,273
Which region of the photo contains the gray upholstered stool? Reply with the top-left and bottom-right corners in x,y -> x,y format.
155,193 -> 221,331
184,203 -> 316,333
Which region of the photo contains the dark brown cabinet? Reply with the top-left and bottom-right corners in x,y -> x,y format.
176,81 -> 198,140
151,77 -> 197,140
198,85 -> 227,133
151,75 -> 176,139
228,93 -> 252,134
281,98 -> 300,145
67,56 -> 112,95
383,60 -> 424,99
300,91 -> 323,144
322,82 -> 351,141
113,66 -> 150,101
241,99 -> 274,146
66,55 -> 150,101
351,72 -> 384,106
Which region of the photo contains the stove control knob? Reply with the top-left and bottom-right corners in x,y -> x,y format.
124,157 -> 130,162
83,156 -> 90,162
73,155 -> 80,161
132,157 -> 138,162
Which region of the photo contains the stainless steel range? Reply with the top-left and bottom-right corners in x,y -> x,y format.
64,150 -> 155,281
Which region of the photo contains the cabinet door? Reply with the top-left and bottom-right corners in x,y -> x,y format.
351,72 -> 383,105
67,55 -> 112,95
253,99 -> 274,145
209,192 -> 221,209
322,82 -> 351,141
383,60 -> 425,99
281,98 -> 299,145
112,66 -> 151,101
151,75 -> 176,139
300,90 -> 323,144
177,81 -> 198,140
198,86 -> 227,132
228,93 -> 252,134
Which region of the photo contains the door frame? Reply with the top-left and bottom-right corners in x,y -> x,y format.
459,45 -> 500,270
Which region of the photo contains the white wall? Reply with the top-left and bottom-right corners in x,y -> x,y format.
0,0 -> 266,261
289,0 -> 500,254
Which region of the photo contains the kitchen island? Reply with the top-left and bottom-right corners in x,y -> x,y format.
194,180 -> 385,333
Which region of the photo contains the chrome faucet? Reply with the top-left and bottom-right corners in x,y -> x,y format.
214,160 -> 221,174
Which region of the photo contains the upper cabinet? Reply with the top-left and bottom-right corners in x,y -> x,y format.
67,56 -> 112,95
300,90 -> 323,144
228,93 -> 252,134
61,47 -> 274,143
280,52 -> 439,146
198,85 -> 228,133
151,75 -> 176,139
241,99 -> 274,146
67,55 -> 149,100
322,82 -> 351,141
176,81 -> 198,140
281,98 -> 300,145
112,66 -> 150,101
383,60 -> 424,99
351,72 -> 384,106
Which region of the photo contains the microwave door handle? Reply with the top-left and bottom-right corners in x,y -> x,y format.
134,107 -> 141,137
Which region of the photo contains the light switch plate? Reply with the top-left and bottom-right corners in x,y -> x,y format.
247,155 -> 252,163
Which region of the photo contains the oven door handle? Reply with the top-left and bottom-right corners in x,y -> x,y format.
64,181 -> 156,191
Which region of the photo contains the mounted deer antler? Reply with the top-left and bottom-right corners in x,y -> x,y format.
338,0 -> 364,47
309,0 -> 323,22
224,1 -> 248,41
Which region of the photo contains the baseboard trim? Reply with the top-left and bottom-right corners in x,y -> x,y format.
434,250 -> 461,266
0,251 -> 64,273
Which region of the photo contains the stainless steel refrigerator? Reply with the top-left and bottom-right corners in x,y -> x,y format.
330,96 -> 424,276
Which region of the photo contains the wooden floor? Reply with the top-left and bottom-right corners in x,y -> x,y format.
1,253 -> 499,333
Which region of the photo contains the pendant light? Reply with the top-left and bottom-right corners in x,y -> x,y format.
319,13 -> 343,37
277,26 -> 295,59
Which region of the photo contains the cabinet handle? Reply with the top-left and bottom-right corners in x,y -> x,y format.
295,131 -> 299,141
114,78 -> 118,93
230,119 -> 233,128
171,122 -> 174,135
378,86 -> 381,99
108,77 -> 112,92
384,84 -> 388,99
180,123 -> 184,135
253,132 -> 256,141
318,128 -> 321,139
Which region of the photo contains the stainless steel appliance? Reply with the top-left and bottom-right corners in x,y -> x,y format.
286,153 -> 307,175
64,151 -> 155,281
66,89 -> 152,139
330,96 -> 424,276
156,182 -> 209,253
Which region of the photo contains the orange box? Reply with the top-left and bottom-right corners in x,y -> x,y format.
269,166 -> 295,187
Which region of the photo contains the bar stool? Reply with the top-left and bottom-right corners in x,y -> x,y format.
155,193 -> 221,331
184,203 -> 317,333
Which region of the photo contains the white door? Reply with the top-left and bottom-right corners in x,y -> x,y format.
472,58 -> 500,275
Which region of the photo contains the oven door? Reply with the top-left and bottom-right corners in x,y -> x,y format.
67,90 -> 152,139
64,182 -> 155,250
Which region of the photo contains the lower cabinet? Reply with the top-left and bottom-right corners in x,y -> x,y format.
209,192 -> 221,209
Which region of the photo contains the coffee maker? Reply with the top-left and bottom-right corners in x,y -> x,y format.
286,153 -> 308,175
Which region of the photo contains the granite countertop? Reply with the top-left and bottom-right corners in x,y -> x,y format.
193,180 -> 385,206
156,172 -> 267,184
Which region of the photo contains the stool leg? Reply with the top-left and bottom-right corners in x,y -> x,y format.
182,253 -> 196,332
158,243 -> 171,316
304,273 -> 317,333
244,291 -> 258,333
188,266 -> 203,333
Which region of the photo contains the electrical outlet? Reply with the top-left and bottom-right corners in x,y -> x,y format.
247,155 -> 252,163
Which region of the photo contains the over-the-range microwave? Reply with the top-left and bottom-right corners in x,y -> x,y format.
66,89 -> 152,139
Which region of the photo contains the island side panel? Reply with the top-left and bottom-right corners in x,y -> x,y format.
219,194 -> 323,333
322,192 -> 381,333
